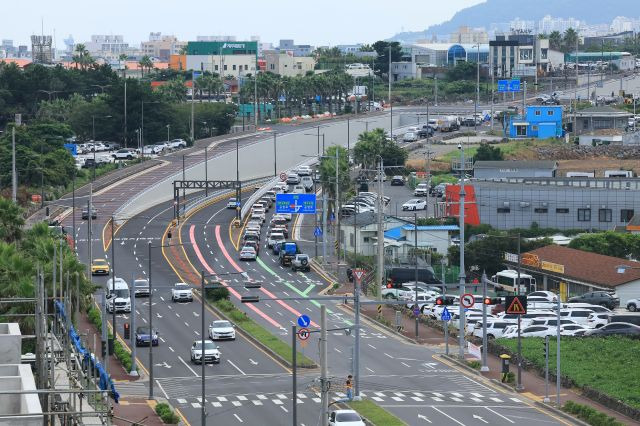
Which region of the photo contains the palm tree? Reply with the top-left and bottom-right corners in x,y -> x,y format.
72,44 -> 94,70
548,31 -> 563,52
138,55 -> 154,78
118,53 -> 128,77
0,199 -> 24,244
563,28 -> 579,54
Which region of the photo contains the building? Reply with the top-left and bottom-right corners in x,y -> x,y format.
583,31 -> 635,49
565,51 -> 635,70
384,224 -> 459,257
444,177 -> 640,231
340,213 -> 406,256
278,39 -> 314,57
473,160 -> 558,179
30,35 -> 52,64
179,41 -> 258,76
574,106 -> 633,134
390,42 -> 489,80
264,51 -> 315,77
507,245 -> 640,302
197,35 -> 236,42
490,34 -> 550,78
537,15 -> 585,34
85,35 -> 130,59
141,33 -> 186,61
508,105 -> 563,139
449,26 -> 489,44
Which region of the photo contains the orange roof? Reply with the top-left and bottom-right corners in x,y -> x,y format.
0,58 -> 32,68
125,60 -> 169,70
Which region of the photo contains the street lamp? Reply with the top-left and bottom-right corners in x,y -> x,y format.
166,124 -> 170,142
91,84 -> 111,94
260,130 -> 278,177
37,89 -> 61,101
472,43 -> 481,132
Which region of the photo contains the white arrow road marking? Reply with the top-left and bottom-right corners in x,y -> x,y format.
384,353 -> 393,358
168,346 -> 174,352
422,362 -> 437,369
233,414 -> 243,423
193,311 -> 199,317
156,313 -> 162,319
418,414 -> 432,423
154,361 -> 171,368
249,359 -> 258,365
227,360 -> 246,375
159,337 -> 166,343
473,414 -> 488,424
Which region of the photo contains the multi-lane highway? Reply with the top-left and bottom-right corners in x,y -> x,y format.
59,113 -> 573,425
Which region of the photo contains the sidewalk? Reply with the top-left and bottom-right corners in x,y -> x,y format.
353,298 -> 640,426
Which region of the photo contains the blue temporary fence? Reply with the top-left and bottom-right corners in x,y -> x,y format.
55,301 -> 120,403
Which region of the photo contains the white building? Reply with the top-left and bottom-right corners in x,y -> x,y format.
85,35 -> 130,60
264,51 -> 315,77
449,26 -> 489,44
141,33 -> 186,61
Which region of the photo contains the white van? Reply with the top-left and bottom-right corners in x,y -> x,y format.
106,277 -> 131,313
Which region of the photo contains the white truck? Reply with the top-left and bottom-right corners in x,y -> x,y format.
437,116 -> 460,132
106,278 -> 131,313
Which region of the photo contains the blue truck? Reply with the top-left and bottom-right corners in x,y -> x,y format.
278,242 -> 300,267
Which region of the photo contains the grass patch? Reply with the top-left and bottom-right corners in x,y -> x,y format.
347,399 -> 407,426
212,299 -> 316,368
496,337 -> 640,409
436,138 -> 563,163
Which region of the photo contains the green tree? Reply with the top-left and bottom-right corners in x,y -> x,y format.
474,143 -> 504,161
563,28 -> 579,53
318,145 -> 350,217
353,128 -> 408,169
0,199 -> 24,243
372,41 -> 402,80
549,31 -> 563,51
568,232 -> 640,259
157,77 -> 187,103
446,61 -> 477,81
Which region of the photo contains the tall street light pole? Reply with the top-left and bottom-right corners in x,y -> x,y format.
474,43 -> 480,133
457,144 -> 466,359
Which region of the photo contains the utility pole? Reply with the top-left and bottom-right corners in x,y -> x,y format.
388,45 -> 392,140
516,234 -> 524,392
11,126 -> 16,202
376,157 -> 384,301
491,60 -> 495,130
475,43 -> 480,133
291,325 -> 297,426
481,272 -> 489,371
87,184 -> 93,285
556,294 -> 561,406
544,335 -> 550,403
191,70 -> 195,143
414,213 -> 419,338
335,149 -> 341,267
320,305 -> 329,426
111,215 -> 117,368
129,273 -> 138,376
200,272 -> 206,426
124,77 -> 127,148
322,189 -> 327,263
148,241 -> 154,400
458,144 -> 466,359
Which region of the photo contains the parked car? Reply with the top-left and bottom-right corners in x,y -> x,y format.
560,324 -> 590,336
403,132 -> 418,142
528,291 -> 558,302
503,325 -> 555,339
381,286 -> 413,300
169,138 -> 187,149
171,282 -> 193,302
291,254 -> 311,272
190,340 -> 221,364
584,322 -> 640,336
587,312 -> 611,328
568,291 -> 619,309
559,309 -> 594,326
472,321 -> 513,339
414,183 -> 429,196
402,199 -> 427,211
625,297 -> 640,312
208,320 -> 236,340
390,175 -> 405,186
112,149 -> 138,160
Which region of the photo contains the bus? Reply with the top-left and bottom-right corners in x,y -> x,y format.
490,270 -> 537,294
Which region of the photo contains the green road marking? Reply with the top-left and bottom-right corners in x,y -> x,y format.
302,284 -> 315,296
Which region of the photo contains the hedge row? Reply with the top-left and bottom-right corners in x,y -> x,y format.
155,402 -> 180,424
563,401 -> 625,426
87,306 -> 132,372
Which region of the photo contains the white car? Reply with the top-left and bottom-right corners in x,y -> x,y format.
275,182 -> 289,193
403,131 -> 418,142
239,246 -> 257,261
286,173 -> 300,185
528,291 -> 558,302
402,199 -> 427,211
586,312 -> 611,328
169,139 -> 187,149
190,340 -> 221,364
625,297 -> 640,312
296,165 -> 312,176
414,183 -> 429,196
227,197 -> 240,209
171,283 -> 193,303
381,286 -> 413,300
472,320 -> 513,339
329,409 -> 365,426
112,149 -> 138,160
133,278 -> 150,297
560,324 -> 590,336
251,212 -> 265,224
208,320 -> 236,340
267,232 -> 285,249
405,293 -> 438,312
280,213 -> 292,221
503,325 -> 556,339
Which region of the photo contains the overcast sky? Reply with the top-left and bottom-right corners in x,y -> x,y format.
4,0 -> 485,47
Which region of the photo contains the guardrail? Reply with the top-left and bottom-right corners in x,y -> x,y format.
239,158 -> 317,220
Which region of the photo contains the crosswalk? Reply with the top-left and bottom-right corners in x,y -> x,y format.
172,390 -> 522,410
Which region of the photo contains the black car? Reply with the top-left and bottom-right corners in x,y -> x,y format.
584,322 -> 640,337
568,291 -> 620,309
81,208 -> 98,220
417,125 -> 434,138
82,158 -> 97,169
390,176 -> 405,186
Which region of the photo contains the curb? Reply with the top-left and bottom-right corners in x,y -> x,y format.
534,401 -> 592,426
440,354 -> 483,377
202,294 -> 318,370
339,303 -> 420,345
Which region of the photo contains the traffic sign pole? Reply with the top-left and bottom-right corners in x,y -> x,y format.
291,324 -> 297,426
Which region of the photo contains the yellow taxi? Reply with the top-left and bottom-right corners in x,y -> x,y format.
91,259 -> 110,275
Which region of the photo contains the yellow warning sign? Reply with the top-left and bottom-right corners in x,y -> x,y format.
505,296 -> 527,315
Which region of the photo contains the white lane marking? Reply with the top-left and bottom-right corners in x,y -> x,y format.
177,356 -> 199,377
401,362 -> 411,368
485,407 -> 515,424
227,359 -> 246,375
334,348 -> 341,353
431,406 -> 465,425
366,367 -> 375,373
168,346 -> 175,352
233,414 -> 243,423
368,344 -> 376,349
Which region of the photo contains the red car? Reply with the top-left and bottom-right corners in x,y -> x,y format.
244,240 -> 260,255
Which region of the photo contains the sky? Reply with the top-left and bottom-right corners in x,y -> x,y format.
3,0 -> 485,48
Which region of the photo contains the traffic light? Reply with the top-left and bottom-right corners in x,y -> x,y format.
542,338 -> 548,358
123,322 -> 130,339
45,206 -> 50,217
241,295 -> 259,303
484,297 -> 501,305
436,296 -> 454,306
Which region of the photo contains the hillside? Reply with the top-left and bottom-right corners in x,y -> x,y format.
392,0 -> 640,42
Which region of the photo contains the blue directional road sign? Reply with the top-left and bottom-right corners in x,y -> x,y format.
508,79 -> 521,92
497,80 -> 509,93
275,193 -> 317,214
441,307 -> 452,321
314,227 -> 323,237
297,315 -> 311,328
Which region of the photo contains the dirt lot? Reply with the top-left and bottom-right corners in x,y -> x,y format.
557,159 -> 640,177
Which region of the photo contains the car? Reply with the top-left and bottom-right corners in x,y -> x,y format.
561,303 -> 612,313
133,278 -> 150,297
403,131 -> 418,142
583,322 -> 640,337
271,224 -> 288,238
329,409 -> 365,426
112,149 -> 138,160
275,182 -> 289,193
297,165 -> 312,176
190,340 -> 221,364
568,291 -> 619,309
208,320 -> 236,340
280,213 -> 292,221
405,293 -> 438,313
560,324 -> 590,336
239,246 -> 257,260
503,325 -> 555,339
251,211 -> 266,224
82,207 -> 98,220
91,258 -> 109,275
381,286 -> 413,300
527,291 -> 558,302
259,197 -> 272,209
414,183 -> 429,196
559,309 -> 594,326
142,145 -> 159,155
169,138 -> 187,149
625,297 -> 640,312
291,254 -> 311,272
292,184 -> 305,194
267,232 -> 285,249
246,223 -> 261,233
171,282 -> 193,302
135,327 -> 158,346
243,240 -> 260,255
529,318 -> 578,328
106,277 -> 131,313
265,190 -> 277,201
402,199 -> 427,211
286,173 -> 300,185
227,197 -> 240,209
390,175 -> 405,186
587,312 -> 611,328
417,125 -> 434,138
472,321 -> 513,339
300,176 -> 314,192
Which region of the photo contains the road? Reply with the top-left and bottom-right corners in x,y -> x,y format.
61,114 -> 571,425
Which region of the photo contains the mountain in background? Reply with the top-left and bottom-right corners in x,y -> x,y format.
392,0 -> 640,42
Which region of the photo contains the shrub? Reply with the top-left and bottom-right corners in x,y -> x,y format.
206,287 -> 230,301
505,372 -> 515,383
155,403 -> 179,424
467,360 -> 481,370
562,401 -> 625,426
215,299 -> 235,313
88,307 -> 102,329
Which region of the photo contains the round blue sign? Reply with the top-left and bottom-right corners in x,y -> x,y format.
297,315 -> 311,328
